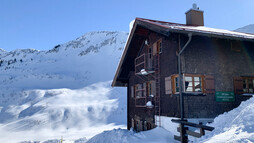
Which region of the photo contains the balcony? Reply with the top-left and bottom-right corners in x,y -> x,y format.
135,53 -> 155,75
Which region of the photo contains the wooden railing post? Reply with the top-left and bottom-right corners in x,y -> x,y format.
172,119 -> 214,142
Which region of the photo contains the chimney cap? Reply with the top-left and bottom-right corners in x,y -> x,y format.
185,3 -> 204,14
193,3 -> 198,10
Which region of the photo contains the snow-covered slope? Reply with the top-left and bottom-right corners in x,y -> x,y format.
87,127 -> 176,143
197,97 -> 254,143
0,31 -> 128,142
235,24 -> 254,34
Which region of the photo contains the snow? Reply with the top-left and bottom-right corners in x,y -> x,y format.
159,116 -> 178,136
169,25 -> 254,40
85,96 -> 254,143
149,94 -> 154,97
235,24 -> 254,34
0,48 -> 6,54
87,127 -> 176,143
129,20 -> 135,32
0,23 -> 253,142
146,101 -> 153,108
197,97 -> 254,143
139,18 -> 254,40
0,31 -> 128,142
140,69 -> 148,75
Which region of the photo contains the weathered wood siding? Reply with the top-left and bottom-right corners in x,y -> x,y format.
181,35 -> 254,118
127,30 -> 254,130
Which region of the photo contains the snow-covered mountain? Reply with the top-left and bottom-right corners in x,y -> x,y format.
0,31 -> 128,142
2,23 -> 254,142
235,24 -> 254,34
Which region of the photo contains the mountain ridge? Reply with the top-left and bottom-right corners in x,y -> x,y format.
235,24 -> 254,34
0,31 -> 128,142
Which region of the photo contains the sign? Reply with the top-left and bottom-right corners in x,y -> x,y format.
215,91 -> 235,102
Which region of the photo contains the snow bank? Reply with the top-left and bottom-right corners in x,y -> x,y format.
198,96 -> 254,143
0,81 -> 125,143
87,127 -> 176,143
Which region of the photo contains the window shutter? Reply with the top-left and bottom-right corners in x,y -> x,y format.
151,80 -> 156,96
204,75 -> 215,94
153,42 -> 157,55
131,86 -> 134,98
234,77 -> 243,95
165,76 -> 172,94
131,118 -> 135,128
143,83 -> 146,97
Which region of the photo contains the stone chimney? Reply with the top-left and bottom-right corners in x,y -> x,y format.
185,3 -> 204,26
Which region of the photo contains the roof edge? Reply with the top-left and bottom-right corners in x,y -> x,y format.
112,18 -> 138,87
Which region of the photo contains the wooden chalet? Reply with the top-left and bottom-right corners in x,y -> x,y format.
112,5 -> 254,132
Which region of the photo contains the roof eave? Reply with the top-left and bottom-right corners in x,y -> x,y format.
167,28 -> 254,42
112,18 -> 254,87
112,19 -> 138,87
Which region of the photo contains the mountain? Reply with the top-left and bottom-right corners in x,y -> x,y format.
0,31 -> 128,142
235,24 -> 254,34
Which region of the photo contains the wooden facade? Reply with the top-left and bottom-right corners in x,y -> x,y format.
112,18 -> 254,132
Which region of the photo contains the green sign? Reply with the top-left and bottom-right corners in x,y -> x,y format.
215,91 -> 235,102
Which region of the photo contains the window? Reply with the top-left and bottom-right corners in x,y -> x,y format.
153,39 -> 162,55
168,74 -> 208,94
148,47 -> 153,69
148,47 -> 152,58
133,81 -> 155,98
234,77 -> 254,95
131,86 -> 135,98
136,84 -> 143,97
242,77 -> 254,93
146,81 -> 152,96
174,75 -> 180,93
184,75 -> 203,92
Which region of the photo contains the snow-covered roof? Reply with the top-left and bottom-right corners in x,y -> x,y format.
138,18 -> 254,41
112,17 -> 254,87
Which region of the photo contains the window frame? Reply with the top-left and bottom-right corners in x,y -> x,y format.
183,74 -> 205,93
135,84 -> 144,98
242,77 -> 254,93
152,39 -> 162,55
133,81 -> 155,99
146,81 -> 152,97
157,39 -> 162,54
171,74 -> 205,94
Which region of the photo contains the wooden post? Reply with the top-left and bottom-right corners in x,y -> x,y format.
180,123 -> 188,143
199,122 -> 205,136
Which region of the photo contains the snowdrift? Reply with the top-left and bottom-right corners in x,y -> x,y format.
198,96 -> 254,143
85,96 -> 254,143
0,81 -> 125,142
87,127 -> 176,143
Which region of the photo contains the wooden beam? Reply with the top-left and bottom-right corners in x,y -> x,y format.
171,119 -> 214,131
177,127 -> 188,132
186,130 -> 202,138
135,26 -> 149,36
174,135 -> 181,141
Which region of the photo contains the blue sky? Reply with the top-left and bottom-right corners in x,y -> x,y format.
1,0 -> 254,51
